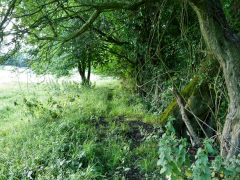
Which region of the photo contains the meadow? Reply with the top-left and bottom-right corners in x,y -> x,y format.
0,79 -> 162,179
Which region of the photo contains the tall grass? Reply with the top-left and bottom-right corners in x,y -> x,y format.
0,80 -> 161,179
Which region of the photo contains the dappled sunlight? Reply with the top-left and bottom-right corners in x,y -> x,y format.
0,66 -> 112,89
1,0 -> 240,178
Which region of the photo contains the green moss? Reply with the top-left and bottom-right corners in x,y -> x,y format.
159,99 -> 178,124
159,58 -> 218,125
159,75 -> 200,124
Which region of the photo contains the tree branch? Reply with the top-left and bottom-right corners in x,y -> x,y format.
25,0 -> 157,42
0,0 -> 18,29
73,14 -> 129,45
78,0 -> 156,11
105,47 -> 135,65
13,0 -> 58,19
172,87 -> 201,146
32,10 -> 101,42
57,1 -> 129,46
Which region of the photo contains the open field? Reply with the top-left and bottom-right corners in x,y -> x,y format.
0,66 -> 110,89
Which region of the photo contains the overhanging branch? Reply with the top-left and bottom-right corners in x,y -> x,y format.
32,10 -> 101,42
78,0 -> 156,11
28,0 -> 157,42
73,14 -> 129,45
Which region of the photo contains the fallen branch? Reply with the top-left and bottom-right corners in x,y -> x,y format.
172,87 -> 201,146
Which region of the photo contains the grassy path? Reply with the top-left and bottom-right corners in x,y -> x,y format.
0,80 -> 162,179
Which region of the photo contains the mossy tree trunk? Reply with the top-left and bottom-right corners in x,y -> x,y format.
189,0 -> 240,159
173,87 -> 201,146
160,57 -> 218,128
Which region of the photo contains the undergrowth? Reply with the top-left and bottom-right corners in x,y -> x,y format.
0,81 -> 161,179
1,80 -> 240,179
157,118 -> 240,180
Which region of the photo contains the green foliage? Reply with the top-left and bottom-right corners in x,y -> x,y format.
211,154 -> 240,179
22,96 -> 62,120
192,139 -> 216,180
158,118 -> 240,180
222,0 -> 240,32
26,32 -> 104,83
158,118 -> 190,179
1,0 -> 240,178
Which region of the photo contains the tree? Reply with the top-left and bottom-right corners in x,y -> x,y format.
26,31 -> 105,85
0,0 -> 21,64
187,0 -> 240,160
10,0 -> 240,159
0,0 -> 18,42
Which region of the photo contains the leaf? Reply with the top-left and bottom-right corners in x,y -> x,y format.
157,158 -> 165,166
124,168 -> 131,172
201,155 -> 208,166
195,148 -> 202,158
160,166 -> 167,174
205,143 -> 215,154
185,170 -> 192,178
201,172 -> 211,180
171,175 -> 179,180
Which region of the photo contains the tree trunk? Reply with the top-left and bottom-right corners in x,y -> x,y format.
173,87 -> 201,146
189,0 -> 240,159
160,57 -> 218,125
87,60 -> 91,83
77,61 -> 87,85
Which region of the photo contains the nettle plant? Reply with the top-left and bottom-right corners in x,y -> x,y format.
157,118 -> 191,180
157,117 -> 240,180
191,139 -> 217,180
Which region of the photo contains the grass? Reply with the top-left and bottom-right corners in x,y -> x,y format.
0,79 -> 162,179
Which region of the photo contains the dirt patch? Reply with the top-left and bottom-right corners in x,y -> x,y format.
94,115 -> 160,150
95,116 -> 109,128
128,121 -> 155,134
125,120 -> 159,149
92,116 -> 160,179
107,91 -> 113,101
125,166 -> 145,180
114,115 -> 125,123
112,116 -> 160,147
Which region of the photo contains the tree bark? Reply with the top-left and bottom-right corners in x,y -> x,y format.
189,0 -> 240,159
160,57 -> 218,125
87,60 -> 91,83
77,60 -> 91,86
77,61 -> 87,85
